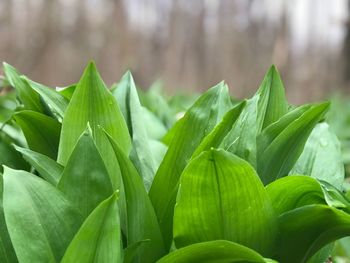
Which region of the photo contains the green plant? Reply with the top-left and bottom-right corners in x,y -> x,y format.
0,62 -> 349,263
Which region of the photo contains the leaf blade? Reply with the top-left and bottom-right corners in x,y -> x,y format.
61,193 -> 122,263
2,167 -> 82,263
149,83 -> 232,248
174,149 -> 277,255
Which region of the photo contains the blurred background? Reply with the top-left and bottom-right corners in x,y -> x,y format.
0,0 -> 350,103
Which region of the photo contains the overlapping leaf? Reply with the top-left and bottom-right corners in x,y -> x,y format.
106,132 -> 165,262
192,101 -> 246,158
221,66 -> 288,167
23,77 -> 69,118
266,175 -> 326,215
14,110 -> 61,159
58,62 -> 130,189
0,175 -> 17,263
15,146 -> 63,185
291,122 -> 344,189
174,149 -> 277,256
113,71 -> 158,191
257,102 -> 330,184
3,63 -> 45,113
276,205 -> 350,263
157,240 -> 274,263
0,133 -> 29,172
61,193 -> 121,263
2,167 -> 82,263
58,127 -> 113,218
149,82 -> 232,248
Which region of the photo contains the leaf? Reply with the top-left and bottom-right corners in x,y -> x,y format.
266,175 -> 326,215
307,243 -> 334,263
290,122 -> 344,190
141,107 -> 167,140
256,65 -> 288,131
156,240 -> 270,263
319,180 -> 350,213
139,82 -> 175,129
2,167 -> 82,263
220,96 -> 259,166
123,240 -> 150,263
276,205 -> 350,263
14,146 -> 63,186
3,63 -> 45,113
257,102 -> 330,185
220,65 -> 288,166
0,176 -> 18,263
23,76 -> 69,118
266,175 -> 350,216
57,84 -> 76,100
61,193 -> 122,263
0,133 -> 29,172
113,71 -> 158,191
149,139 -> 167,171
13,110 -> 61,160
106,133 -> 165,262
58,126 -> 114,218
58,62 -> 131,189
173,149 -> 277,256
192,101 -> 246,158
149,82 -> 232,248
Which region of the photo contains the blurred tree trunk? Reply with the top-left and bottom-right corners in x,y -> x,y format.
343,0 -> 350,85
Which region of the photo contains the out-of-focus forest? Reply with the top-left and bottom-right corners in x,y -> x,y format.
0,0 -> 349,103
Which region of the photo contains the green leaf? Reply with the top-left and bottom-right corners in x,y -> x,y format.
2,167 -> 82,263
220,96 -> 259,166
14,146 -> 63,186
156,240 -> 270,263
0,176 -> 18,263
307,243 -> 334,263
61,193 -> 122,263
192,101 -> 246,158
256,65 -> 288,131
58,62 -> 131,189
276,205 -> 350,263
57,84 -> 76,100
3,63 -> 45,113
257,102 -> 330,185
290,122 -> 344,190
220,65 -> 288,166
149,139 -> 167,171
319,180 -> 350,213
149,82 -> 232,248
123,240 -> 150,263
266,175 -> 326,215
0,133 -> 29,172
174,149 -> 277,255
139,82 -> 175,129
13,110 -> 61,160
23,76 -> 69,118
58,127 -> 114,218
142,107 -> 167,140
106,133 -> 165,262
113,71 -> 158,191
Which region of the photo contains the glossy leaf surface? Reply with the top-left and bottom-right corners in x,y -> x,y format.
174,149 -> 277,255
